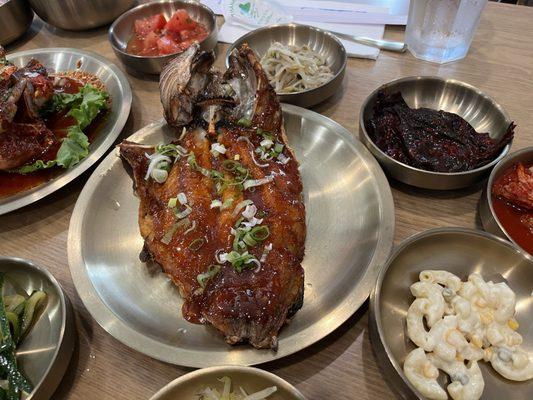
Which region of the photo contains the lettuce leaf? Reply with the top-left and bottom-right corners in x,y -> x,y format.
15,160 -> 56,174
67,85 -> 109,129
17,84 -> 108,174
56,125 -> 90,168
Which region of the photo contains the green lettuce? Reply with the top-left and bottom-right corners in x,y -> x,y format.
17,84 -> 108,174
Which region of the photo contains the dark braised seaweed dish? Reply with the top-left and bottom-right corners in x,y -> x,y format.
367,91 -> 515,173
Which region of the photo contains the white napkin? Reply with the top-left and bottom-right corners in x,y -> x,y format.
202,0 -> 389,59
218,23 -> 385,60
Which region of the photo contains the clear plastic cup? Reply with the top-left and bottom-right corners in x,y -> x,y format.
405,0 -> 487,64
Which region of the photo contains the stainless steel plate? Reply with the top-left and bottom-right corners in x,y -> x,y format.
150,366 -> 306,400
0,257 -> 75,400
68,104 -> 395,367
370,228 -> 533,400
0,48 -> 132,215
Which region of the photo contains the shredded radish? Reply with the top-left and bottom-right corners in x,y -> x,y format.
237,136 -> 252,145
260,243 -> 273,263
183,220 -> 196,235
178,127 -> 187,141
277,153 -> 291,164
251,149 -> 269,167
242,217 -> 263,228
232,199 -> 254,216
210,142 -> 227,157
243,175 -> 274,190
260,138 -> 273,149
242,204 -> 257,220
198,376 -> 277,400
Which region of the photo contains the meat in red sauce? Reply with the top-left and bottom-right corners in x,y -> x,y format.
0,77 -> 106,198
492,162 -> 533,255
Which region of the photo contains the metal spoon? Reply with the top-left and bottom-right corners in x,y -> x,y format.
328,30 -> 407,53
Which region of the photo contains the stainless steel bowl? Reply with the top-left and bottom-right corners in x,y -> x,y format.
359,76 -> 513,190
28,0 -> 135,31
226,23 -> 347,108
0,256 -> 75,400
150,366 -> 306,400
109,0 -> 217,75
479,146 -> 533,254
0,0 -> 33,45
369,228 -> 533,400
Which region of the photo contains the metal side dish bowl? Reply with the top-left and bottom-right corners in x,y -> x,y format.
109,0 -> 217,75
0,0 -> 34,45
150,366 -> 306,400
370,228 -> 533,400
359,76 -> 513,190
0,256 -> 75,400
28,0 -> 136,30
226,23 -> 347,108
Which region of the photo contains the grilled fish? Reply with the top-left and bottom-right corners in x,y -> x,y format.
120,44 -> 305,349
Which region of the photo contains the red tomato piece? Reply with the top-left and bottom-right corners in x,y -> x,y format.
156,35 -> 182,55
142,31 -> 160,54
134,14 -> 167,37
164,9 -> 197,33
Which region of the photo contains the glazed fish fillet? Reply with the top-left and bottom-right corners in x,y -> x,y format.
120,44 -> 305,349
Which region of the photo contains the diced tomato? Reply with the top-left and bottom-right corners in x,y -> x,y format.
142,31 -> 159,54
156,35 -> 182,55
164,10 -> 197,33
134,14 -> 167,37
179,26 -> 208,42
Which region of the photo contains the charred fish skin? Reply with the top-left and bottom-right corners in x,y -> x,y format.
159,44 -> 219,128
121,44 -> 306,349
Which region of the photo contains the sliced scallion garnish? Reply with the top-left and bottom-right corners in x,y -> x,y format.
237,118 -> 252,127
196,265 -> 221,288
168,197 -> 178,208
250,226 -> 270,241
188,238 -> 205,251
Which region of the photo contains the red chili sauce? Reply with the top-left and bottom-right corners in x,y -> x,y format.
126,10 -> 208,57
491,162 -> 533,255
0,78 -> 106,198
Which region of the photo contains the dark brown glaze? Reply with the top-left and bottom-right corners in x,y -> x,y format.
0,122 -> 57,170
120,45 -> 305,349
367,91 -> 515,173
0,50 -> 109,197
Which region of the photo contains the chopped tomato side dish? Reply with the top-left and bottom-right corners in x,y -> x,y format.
134,14 -> 167,37
126,10 -> 208,57
165,9 -> 198,32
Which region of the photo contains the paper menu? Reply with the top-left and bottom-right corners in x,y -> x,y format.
200,0 -> 408,25
218,23 -> 385,59
201,0 -> 399,59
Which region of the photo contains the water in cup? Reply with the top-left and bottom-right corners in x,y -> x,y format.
406,0 -> 487,64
